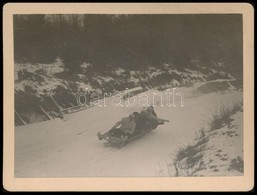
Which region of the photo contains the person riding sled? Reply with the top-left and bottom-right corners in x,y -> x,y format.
133,106 -> 170,134
97,113 -> 136,141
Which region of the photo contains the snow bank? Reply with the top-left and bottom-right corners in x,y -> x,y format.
169,104 -> 243,176
14,60 -> 239,126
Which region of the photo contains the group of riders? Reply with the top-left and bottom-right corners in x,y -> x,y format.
97,106 -> 169,141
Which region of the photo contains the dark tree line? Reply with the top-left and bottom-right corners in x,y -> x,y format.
14,14 -> 243,76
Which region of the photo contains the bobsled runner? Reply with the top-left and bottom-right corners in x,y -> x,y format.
98,122 -> 165,148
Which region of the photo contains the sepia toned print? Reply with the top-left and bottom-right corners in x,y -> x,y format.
3,3 -> 254,191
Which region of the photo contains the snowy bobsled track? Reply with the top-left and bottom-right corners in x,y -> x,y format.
15,81 -> 242,177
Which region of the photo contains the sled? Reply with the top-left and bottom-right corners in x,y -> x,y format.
98,121 -> 166,148
102,127 -> 157,148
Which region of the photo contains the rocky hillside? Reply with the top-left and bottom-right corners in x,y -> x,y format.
15,59 -> 235,126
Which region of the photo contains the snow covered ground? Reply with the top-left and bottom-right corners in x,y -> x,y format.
158,107 -> 243,177
14,61 -> 235,126
15,81 -> 243,177
193,111 -> 243,176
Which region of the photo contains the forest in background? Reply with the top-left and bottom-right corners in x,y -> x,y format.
14,14 -> 243,78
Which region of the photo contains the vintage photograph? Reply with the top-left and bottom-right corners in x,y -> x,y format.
3,3 -> 254,192
14,13 -> 244,178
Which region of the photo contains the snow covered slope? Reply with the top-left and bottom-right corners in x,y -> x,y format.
14,61 -> 234,126
15,81 -> 242,177
163,106 -> 243,177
